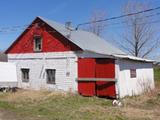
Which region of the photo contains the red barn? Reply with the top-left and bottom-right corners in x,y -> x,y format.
6,17 -> 155,98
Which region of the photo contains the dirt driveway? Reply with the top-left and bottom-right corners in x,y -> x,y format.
0,109 -> 17,120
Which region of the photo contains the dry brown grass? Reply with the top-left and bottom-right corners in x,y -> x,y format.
120,81 -> 160,120
0,89 -> 71,103
0,82 -> 159,120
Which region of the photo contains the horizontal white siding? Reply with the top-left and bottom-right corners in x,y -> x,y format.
117,59 -> 154,98
8,52 -> 78,92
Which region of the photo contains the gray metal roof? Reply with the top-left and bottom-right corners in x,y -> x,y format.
39,17 -> 126,55
38,16 -> 153,62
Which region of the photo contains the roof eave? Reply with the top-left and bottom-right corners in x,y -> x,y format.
113,54 -> 154,63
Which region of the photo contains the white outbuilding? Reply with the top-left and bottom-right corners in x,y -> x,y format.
6,16 -> 154,98
0,62 -> 17,88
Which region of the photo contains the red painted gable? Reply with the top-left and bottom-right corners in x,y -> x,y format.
6,18 -> 81,54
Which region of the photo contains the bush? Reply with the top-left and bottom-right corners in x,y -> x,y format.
154,67 -> 160,81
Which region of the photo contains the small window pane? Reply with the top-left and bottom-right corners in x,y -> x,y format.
21,68 -> 29,82
130,69 -> 136,78
46,69 -> 56,84
34,36 -> 42,51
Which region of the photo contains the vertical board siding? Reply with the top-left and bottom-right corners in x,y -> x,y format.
78,58 -> 96,96
95,59 -> 116,97
96,81 -> 115,97
78,58 -> 96,78
78,81 -> 96,96
6,18 -> 81,54
95,59 -> 115,78
78,58 -> 116,97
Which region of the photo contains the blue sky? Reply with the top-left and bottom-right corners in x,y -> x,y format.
0,0 -> 160,56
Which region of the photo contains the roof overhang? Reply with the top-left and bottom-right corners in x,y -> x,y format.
113,54 -> 154,63
76,50 -> 154,62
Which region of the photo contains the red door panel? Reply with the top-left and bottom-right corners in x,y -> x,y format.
78,58 -> 96,96
77,58 -> 116,97
96,81 -> 116,97
78,58 -> 95,78
96,59 -> 115,78
95,59 -> 116,97
78,81 -> 96,96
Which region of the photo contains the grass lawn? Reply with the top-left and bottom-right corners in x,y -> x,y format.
0,90 -> 121,120
0,84 -> 159,120
154,67 -> 160,81
0,69 -> 159,120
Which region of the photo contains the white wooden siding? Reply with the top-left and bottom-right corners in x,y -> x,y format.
117,59 -> 154,98
8,52 -> 78,92
8,51 -> 155,97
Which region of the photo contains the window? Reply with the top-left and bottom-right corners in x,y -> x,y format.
34,36 -> 42,52
21,68 -> 29,82
130,69 -> 136,78
46,69 -> 56,84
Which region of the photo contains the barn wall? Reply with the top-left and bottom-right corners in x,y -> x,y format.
78,58 -> 116,97
117,59 -> 154,98
6,18 -> 81,54
8,52 -> 78,92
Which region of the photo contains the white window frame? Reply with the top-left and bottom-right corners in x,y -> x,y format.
46,69 -> 56,84
34,36 -> 42,52
21,68 -> 30,82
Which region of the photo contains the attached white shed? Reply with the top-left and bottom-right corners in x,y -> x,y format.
115,58 -> 154,98
0,62 -> 17,88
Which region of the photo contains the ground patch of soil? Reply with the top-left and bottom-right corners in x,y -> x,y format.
0,109 -> 17,120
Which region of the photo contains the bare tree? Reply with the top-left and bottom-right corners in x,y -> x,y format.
120,1 -> 159,58
86,10 -> 107,37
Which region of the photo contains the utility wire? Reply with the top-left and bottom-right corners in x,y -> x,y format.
106,19 -> 160,29
1,13 -> 160,33
0,18 -> 160,34
76,6 -> 160,29
102,12 -> 160,28
1,8 -> 160,33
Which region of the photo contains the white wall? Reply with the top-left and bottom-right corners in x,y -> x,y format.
0,62 -> 17,87
8,51 -> 155,97
117,59 -> 154,98
8,52 -> 78,92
